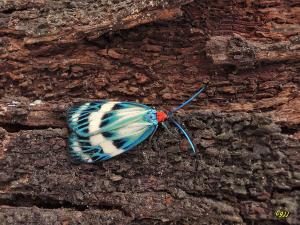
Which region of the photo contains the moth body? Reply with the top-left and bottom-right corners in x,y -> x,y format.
67,84 -> 207,163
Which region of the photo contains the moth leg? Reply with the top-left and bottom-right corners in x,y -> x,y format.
162,122 -> 178,137
147,126 -> 158,152
152,134 -> 159,152
147,137 -> 153,152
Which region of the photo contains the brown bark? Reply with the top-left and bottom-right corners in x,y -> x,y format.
0,0 -> 299,224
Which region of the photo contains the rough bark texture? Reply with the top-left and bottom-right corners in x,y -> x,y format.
0,0 -> 299,225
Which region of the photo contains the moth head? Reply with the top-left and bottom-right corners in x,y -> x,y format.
156,111 -> 168,122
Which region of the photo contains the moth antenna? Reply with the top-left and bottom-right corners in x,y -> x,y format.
169,117 -> 196,154
169,84 -> 207,115
166,84 -> 208,154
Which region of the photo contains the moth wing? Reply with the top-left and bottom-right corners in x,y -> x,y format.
67,101 -> 158,163
68,132 -> 112,163
67,101 -> 152,137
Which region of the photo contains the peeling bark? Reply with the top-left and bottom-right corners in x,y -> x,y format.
0,0 -> 299,224
206,34 -> 300,68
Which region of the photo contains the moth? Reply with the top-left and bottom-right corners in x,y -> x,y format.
67,85 -> 207,163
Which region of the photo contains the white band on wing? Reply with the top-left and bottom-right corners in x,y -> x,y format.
88,102 -> 124,156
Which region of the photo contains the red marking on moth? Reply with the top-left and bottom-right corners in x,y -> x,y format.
156,111 -> 168,122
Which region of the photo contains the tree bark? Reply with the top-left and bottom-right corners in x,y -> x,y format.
0,0 -> 299,224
